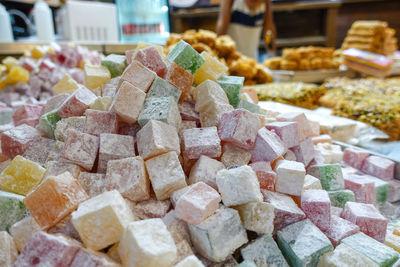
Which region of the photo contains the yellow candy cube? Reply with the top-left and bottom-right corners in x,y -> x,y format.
132,42 -> 164,61
385,233 -> 400,253
31,46 -> 47,59
53,74 -> 79,95
193,51 -> 228,85
89,96 -> 113,111
2,57 -> 19,71
84,64 -> 111,90
0,76 -> 7,90
0,155 -> 45,196
6,66 -> 30,84
0,64 -> 6,76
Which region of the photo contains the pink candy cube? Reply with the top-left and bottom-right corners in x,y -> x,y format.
301,189 -> 331,232
266,121 -> 299,149
276,112 -> 311,142
250,128 -> 286,163
166,63 -> 193,101
290,137 -> 315,167
182,127 -> 221,159
175,182 -> 221,225
249,161 -> 276,191
70,248 -> 119,267
134,46 -> 168,78
361,155 -> 395,180
218,109 -> 260,150
344,174 -> 376,204
341,201 -> 387,243
324,215 -> 360,247
343,148 -> 370,170
1,124 -> 41,159
179,100 -> 200,125
61,129 -> 99,171
58,87 -> 97,118
83,109 -> 118,137
119,60 -> 156,93
12,104 -> 43,127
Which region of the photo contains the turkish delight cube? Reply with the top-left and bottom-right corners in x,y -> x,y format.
327,189 -> 355,208
221,143 -> 251,168
1,124 -> 40,159
54,116 -> 85,142
0,191 -> 26,231
361,155 -> 395,181
250,128 -> 286,162
76,172 -> 106,198
9,216 -> 40,251
119,60 -> 156,93
234,201 -> 275,234
275,160 -> 306,197
323,215 -> 359,247
216,75 -> 244,108
344,174 -> 376,204
52,74 -> 79,95
134,46 -> 168,78
290,137 -> 315,166
343,148 -> 370,170
182,127 -> 221,159
166,40 -> 205,74
309,164 -> 345,191
38,110 -> 62,139
12,104 -> 42,127
147,76 -> 182,103
188,155 -> 225,190
266,121 -> 299,149
23,136 -> 55,166
83,109 -> 118,137
193,51 -> 227,85
57,86 -> 97,118
301,189 -> 331,232
250,161 -> 276,191
101,54 -> 127,78
276,112 -> 311,142
84,64 -> 111,90
166,63 -> 193,101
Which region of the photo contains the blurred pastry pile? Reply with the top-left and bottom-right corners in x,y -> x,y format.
341,20 -> 398,56
263,46 -> 341,71
165,29 -> 273,85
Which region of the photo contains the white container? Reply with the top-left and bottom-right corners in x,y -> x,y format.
0,3 -> 13,42
34,0 -> 55,42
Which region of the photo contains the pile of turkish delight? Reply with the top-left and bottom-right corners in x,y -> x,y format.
1,40 -> 400,267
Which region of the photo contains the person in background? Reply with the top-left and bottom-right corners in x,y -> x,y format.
216,0 -> 276,59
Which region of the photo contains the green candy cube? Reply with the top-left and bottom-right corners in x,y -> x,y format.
364,175 -> 388,204
101,54 -> 127,78
342,232 -> 399,267
277,219 -> 333,267
138,96 -> 181,130
147,76 -> 182,103
237,99 -> 262,114
217,75 -> 244,108
166,40 -> 205,74
0,109 -> 13,125
38,110 -> 61,139
0,190 -> 26,231
241,234 -> 289,267
310,164 -> 344,191
328,190 -> 355,208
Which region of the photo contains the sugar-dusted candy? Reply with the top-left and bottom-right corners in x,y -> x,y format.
237,98 -> 262,114
53,74 -> 79,95
266,121 -> 299,149
234,201 -> 275,234
24,172 -> 88,230
166,63 -> 193,101
387,179 -> 400,202
303,174 -> 322,190
221,143 -> 251,167
138,96 -> 182,130
83,109 -> 118,137
44,160 -> 82,180
341,232 -> 399,267
134,46 -> 168,78
216,75 -> 244,108
14,231 -> 81,266
312,134 -> 332,145
328,189 -> 355,208
61,129 -> 99,171
12,104 -> 42,127
0,107 -> 13,125
0,191 -> 25,231
76,172 -> 105,198
167,40 -> 205,74
0,231 -> 18,267
241,234 -> 288,267
101,54 -> 127,78
101,77 -> 119,97
276,112 -> 311,142
38,109 -> 61,139
290,137 -> 315,166
324,215 -> 359,247
84,64 -> 111,90
147,76 -> 182,103
182,126 -> 221,159
385,233 -> 400,253
54,116 -> 85,142
70,247 -> 120,267
145,151 -> 187,201
118,218 -> 176,267
90,96 -> 113,111
331,206 -> 343,217
262,190 -> 306,231
360,174 -> 388,204
342,201 -> 387,243
179,100 -> 200,123
71,190 -> 135,250
119,60 -> 156,93
250,161 -> 276,191
218,108 -> 260,150
194,80 -> 229,112
132,198 -> 172,220
23,136 -> 55,166
105,157 -> 150,202
310,164 -> 344,191
9,216 -> 40,252
41,94 -> 68,115
193,51 -> 227,85
275,160 -> 306,197
277,219 -> 333,266
216,165 -> 262,206
57,86 -> 97,118
188,155 -> 225,190
98,133 -> 135,173
188,206 -> 248,262
0,155 -> 45,195
175,182 -> 221,225
301,189 -> 331,232
1,124 -> 40,159
344,174 -> 376,204
314,142 -> 343,164
110,81 -> 146,125
343,148 -> 370,170
171,186 -> 191,208
136,120 -> 180,160
175,255 -> 205,267
361,155 -> 395,181
250,128 -> 286,162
